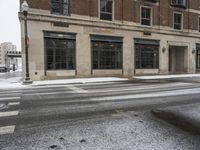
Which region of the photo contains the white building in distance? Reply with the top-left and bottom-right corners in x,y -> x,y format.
0,42 -> 18,70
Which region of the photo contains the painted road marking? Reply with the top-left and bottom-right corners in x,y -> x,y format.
91,87 -> 200,101
0,97 -> 21,101
24,91 -> 73,96
0,111 -> 19,118
0,126 -> 15,135
8,102 -> 20,106
67,86 -> 88,93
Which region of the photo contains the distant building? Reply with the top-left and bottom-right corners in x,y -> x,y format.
0,42 -> 19,70
19,0 -> 200,81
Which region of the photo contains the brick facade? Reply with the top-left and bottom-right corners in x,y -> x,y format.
21,0 -> 200,31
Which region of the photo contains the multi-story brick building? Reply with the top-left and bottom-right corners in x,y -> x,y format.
19,0 -> 200,80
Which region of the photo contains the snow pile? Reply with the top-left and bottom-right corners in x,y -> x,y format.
0,77 -> 25,89
0,77 -> 127,89
134,74 -> 200,79
33,77 -> 128,86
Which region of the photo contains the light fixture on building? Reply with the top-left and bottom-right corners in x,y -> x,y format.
192,48 -> 196,54
162,47 -> 166,53
21,0 -> 32,84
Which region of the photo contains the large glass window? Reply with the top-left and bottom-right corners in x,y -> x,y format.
198,17 -> 200,32
45,37 -> 75,70
51,0 -> 70,16
174,12 -> 182,30
135,44 -> 159,69
92,40 -> 122,69
100,0 -> 113,21
141,7 -> 151,26
196,46 -> 200,69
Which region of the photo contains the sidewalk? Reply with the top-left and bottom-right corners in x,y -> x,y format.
0,77 -> 128,89
152,103 -> 200,134
134,74 -> 200,80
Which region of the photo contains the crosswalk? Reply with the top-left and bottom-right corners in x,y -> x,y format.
0,90 -> 21,135
0,80 -> 200,136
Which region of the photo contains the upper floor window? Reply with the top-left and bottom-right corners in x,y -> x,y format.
100,0 -> 113,21
174,12 -> 182,30
51,0 -> 70,16
141,7 -> 152,26
171,0 -> 187,8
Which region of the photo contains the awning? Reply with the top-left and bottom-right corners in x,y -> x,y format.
44,31 -> 76,40
91,35 -> 123,43
134,38 -> 160,45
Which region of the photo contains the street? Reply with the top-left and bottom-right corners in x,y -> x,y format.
0,75 -> 200,149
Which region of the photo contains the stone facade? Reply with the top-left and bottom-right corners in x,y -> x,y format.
19,0 -> 200,80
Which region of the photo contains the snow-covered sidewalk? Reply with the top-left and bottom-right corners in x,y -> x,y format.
0,77 -> 128,89
33,77 -> 128,86
133,74 -> 200,80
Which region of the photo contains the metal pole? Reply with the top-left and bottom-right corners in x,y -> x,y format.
23,11 -> 32,84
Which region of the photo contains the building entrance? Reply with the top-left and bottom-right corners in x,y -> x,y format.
169,46 -> 188,74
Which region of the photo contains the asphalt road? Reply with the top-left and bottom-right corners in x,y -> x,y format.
0,79 -> 200,149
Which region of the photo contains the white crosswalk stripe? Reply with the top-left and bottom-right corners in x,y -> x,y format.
0,111 -> 19,118
67,85 -> 88,93
0,97 -> 21,101
8,102 -> 20,106
0,91 -> 21,135
0,125 -> 15,135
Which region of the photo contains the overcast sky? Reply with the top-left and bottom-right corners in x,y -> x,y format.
0,0 -> 21,50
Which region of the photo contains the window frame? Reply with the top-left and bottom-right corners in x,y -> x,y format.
91,38 -> 123,70
196,45 -> 200,70
135,43 -> 159,69
140,6 -> 152,26
198,16 -> 200,32
99,0 -> 114,21
44,32 -> 76,71
173,11 -> 183,30
51,0 -> 71,16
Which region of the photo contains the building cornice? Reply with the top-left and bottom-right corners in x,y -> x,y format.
18,12 -> 200,39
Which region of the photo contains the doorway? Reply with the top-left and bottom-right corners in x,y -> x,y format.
169,46 -> 188,74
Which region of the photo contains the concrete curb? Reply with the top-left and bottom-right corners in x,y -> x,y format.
152,107 -> 200,134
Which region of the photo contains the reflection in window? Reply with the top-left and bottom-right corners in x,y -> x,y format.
174,12 -> 182,30
135,44 -> 159,69
45,38 -> 75,70
197,47 -> 200,69
51,0 -> 70,16
141,7 -> 151,26
92,41 -> 122,69
100,0 -> 113,21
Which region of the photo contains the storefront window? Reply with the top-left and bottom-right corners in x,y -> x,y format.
44,32 -> 76,70
196,47 -> 200,69
92,37 -> 122,69
135,44 -> 159,69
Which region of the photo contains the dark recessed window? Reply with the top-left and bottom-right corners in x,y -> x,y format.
141,7 -> 151,26
44,33 -> 75,70
171,0 -> 187,8
196,45 -> 200,69
100,0 -> 113,21
92,37 -> 122,69
198,17 -> 200,32
135,44 -> 159,69
174,13 -> 182,30
51,0 -> 70,16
